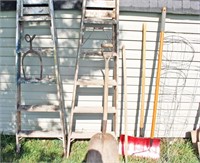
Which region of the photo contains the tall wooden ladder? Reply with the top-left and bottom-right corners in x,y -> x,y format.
67,0 -> 119,157
15,0 -> 67,156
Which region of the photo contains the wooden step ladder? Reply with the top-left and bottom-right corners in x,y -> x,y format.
15,0 -> 67,156
67,0 -> 119,157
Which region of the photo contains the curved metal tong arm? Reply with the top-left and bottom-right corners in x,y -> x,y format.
22,34 -> 43,80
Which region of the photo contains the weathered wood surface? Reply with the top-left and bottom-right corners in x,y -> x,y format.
18,104 -> 59,112
19,16 -> 51,21
23,0 -> 49,5
86,0 -> 115,8
74,106 -> 116,113
85,10 -> 115,19
23,7 -> 49,15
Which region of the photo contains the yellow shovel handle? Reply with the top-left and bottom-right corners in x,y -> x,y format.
151,7 -> 166,138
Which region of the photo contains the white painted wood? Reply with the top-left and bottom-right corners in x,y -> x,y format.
86,0 -> 115,8
23,7 -> 49,15
23,0 -> 48,5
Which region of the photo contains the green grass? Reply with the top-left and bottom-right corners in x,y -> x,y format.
1,134 -> 199,163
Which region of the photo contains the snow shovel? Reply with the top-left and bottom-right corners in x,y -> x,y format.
85,52 -> 119,163
119,7 -> 166,159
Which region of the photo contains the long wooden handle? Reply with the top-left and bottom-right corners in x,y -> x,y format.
102,55 -> 110,134
140,23 -> 146,137
150,7 -> 166,139
122,46 -> 128,163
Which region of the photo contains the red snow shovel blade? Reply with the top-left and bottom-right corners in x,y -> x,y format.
119,135 -> 160,159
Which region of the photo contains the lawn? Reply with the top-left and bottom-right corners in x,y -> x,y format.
0,134 -> 199,163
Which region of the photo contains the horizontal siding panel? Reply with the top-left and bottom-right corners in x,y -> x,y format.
0,28 -> 15,37
0,48 -> 16,56
55,11 -> 81,19
55,18 -> 80,29
0,18 -> 16,27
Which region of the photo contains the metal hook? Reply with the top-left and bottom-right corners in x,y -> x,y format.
25,34 -> 36,50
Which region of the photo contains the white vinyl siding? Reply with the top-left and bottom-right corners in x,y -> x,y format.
0,10 -> 199,137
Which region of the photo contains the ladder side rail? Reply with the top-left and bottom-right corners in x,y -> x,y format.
20,0 -> 23,17
113,0 -> 119,134
67,0 -> 87,157
49,0 -> 67,155
70,0 -> 87,118
16,0 -> 22,152
49,0 -> 63,108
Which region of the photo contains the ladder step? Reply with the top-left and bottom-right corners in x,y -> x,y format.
23,7 -> 49,15
77,79 -> 117,86
74,106 -> 116,113
85,10 -> 115,19
19,16 -> 51,22
17,130 -> 63,138
23,0 -> 49,5
86,0 -> 115,8
71,131 -> 115,139
18,77 -> 56,84
81,51 -> 103,56
18,105 -> 59,112
101,43 -> 114,48
84,19 -> 117,25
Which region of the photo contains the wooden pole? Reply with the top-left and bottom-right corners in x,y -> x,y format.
122,46 -> 128,163
151,7 -> 166,139
140,23 -> 147,137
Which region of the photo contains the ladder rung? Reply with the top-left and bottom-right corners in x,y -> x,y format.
85,10 -> 115,19
86,0 -> 115,8
71,131 -> 116,139
17,130 -> 63,138
74,106 -> 116,113
19,16 -> 51,22
18,77 -> 56,84
101,43 -> 114,48
81,51 -> 103,56
23,7 -> 49,15
23,0 -> 49,5
18,105 -> 59,112
84,19 -> 117,25
77,79 -> 117,86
